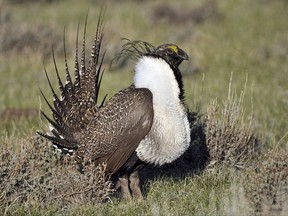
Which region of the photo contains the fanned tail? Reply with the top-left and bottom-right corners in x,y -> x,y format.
37,12 -> 107,155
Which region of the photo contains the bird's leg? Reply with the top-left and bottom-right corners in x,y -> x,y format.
117,174 -> 132,200
129,170 -> 143,200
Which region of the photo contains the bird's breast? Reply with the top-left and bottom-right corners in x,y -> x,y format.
136,103 -> 190,165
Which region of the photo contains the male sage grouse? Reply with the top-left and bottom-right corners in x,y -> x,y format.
38,13 -> 191,200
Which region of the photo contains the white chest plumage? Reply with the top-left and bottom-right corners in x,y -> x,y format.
134,56 -> 191,165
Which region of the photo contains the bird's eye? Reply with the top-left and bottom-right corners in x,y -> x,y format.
167,48 -> 175,54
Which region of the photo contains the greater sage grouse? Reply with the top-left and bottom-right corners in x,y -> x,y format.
38,13 -> 191,200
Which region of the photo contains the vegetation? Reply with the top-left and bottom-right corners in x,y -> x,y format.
0,0 -> 287,215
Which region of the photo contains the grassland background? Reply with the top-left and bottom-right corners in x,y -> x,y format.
0,0 -> 287,215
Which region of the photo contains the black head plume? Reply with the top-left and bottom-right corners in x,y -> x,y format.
115,39 -> 156,63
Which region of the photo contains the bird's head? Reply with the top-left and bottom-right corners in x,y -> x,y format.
153,44 -> 189,68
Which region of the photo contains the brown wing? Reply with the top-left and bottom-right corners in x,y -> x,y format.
76,86 -> 154,174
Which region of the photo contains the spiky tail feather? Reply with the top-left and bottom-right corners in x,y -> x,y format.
37,11 -> 107,155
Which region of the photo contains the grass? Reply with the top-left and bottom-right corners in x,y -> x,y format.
0,0 -> 288,215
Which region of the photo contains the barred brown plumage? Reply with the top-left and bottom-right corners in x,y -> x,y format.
37,11 -> 190,200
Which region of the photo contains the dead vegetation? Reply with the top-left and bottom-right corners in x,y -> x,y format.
0,108 -> 39,122
8,0 -> 57,4
204,80 -> 260,169
152,0 -> 220,24
203,80 -> 287,214
243,150 -> 288,214
0,136 -> 114,214
0,5 -> 62,58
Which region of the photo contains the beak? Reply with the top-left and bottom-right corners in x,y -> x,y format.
178,48 -> 189,61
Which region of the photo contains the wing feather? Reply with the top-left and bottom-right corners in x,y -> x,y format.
77,87 -> 154,174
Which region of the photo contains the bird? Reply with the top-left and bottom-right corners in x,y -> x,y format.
37,12 -> 191,200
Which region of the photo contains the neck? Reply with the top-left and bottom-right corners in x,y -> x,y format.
172,66 -> 185,103
134,56 -> 184,106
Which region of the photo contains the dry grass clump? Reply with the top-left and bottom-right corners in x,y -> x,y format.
8,0 -> 57,4
0,136 -> 114,214
243,150 -> 288,214
0,6 -> 62,58
205,81 -> 259,168
152,0 -> 219,24
0,108 -> 39,122
0,23 -> 62,58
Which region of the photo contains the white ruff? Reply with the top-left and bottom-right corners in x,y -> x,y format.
134,56 -> 190,165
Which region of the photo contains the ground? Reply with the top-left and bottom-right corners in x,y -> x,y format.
0,0 -> 287,215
